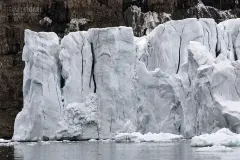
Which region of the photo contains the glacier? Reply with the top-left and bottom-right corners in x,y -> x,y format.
12,18 -> 240,141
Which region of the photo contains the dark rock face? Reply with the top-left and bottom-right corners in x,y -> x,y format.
0,0 -> 42,139
124,6 -> 171,36
202,0 -> 239,10
172,3 -> 240,23
0,0 -> 240,138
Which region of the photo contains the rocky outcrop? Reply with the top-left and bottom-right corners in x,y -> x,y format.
172,2 -> 240,23
124,6 -> 171,36
1,0 -> 240,138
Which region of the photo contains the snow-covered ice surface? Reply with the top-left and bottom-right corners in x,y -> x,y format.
12,18 -> 240,141
191,128 -> 240,147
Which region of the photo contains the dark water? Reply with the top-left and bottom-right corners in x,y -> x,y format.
0,141 -> 240,160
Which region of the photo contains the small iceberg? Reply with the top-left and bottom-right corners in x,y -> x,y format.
191,128 -> 240,147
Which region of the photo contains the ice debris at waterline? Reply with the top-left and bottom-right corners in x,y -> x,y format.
194,145 -> 233,152
115,132 -> 183,143
0,139 -> 11,143
191,128 -> 240,147
12,18 -> 240,141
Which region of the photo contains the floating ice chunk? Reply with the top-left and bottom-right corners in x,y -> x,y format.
39,141 -> 50,145
99,139 -> 112,143
89,139 -> 98,142
191,128 -> 240,147
115,132 -> 183,143
195,145 -> 233,152
0,139 -> 11,143
27,142 -> 38,146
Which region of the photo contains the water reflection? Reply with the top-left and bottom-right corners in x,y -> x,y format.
0,141 -> 239,160
0,146 -> 14,160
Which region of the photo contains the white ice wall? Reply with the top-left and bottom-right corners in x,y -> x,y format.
13,30 -> 63,141
138,18 -> 217,74
217,19 -> 240,60
13,18 -> 240,141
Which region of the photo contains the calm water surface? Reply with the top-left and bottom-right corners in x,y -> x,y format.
0,140 -> 240,160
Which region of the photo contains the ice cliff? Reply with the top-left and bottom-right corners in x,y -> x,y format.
12,18 -> 240,141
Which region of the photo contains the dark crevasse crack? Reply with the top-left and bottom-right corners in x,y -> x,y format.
60,71 -> 65,89
176,36 -> 183,74
201,21 -> 211,51
216,41 -> 221,57
170,22 -> 186,74
97,125 -> 100,139
81,53 -> 84,93
110,117 -> 113,132
234,49 -> 238,61
215,21 -> 221,57
90,43 -> 97,93
79,33 -> 85,95
73,33 -> 85,95
232,31 -> 239,60
233,43 -> 238,61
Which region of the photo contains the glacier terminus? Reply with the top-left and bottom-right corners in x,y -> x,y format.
12,18 -> 240,142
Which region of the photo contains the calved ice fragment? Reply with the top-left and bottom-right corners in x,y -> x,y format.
191,128 -> 240,147
115,132 -> 183,143
194,145 -> 233,152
